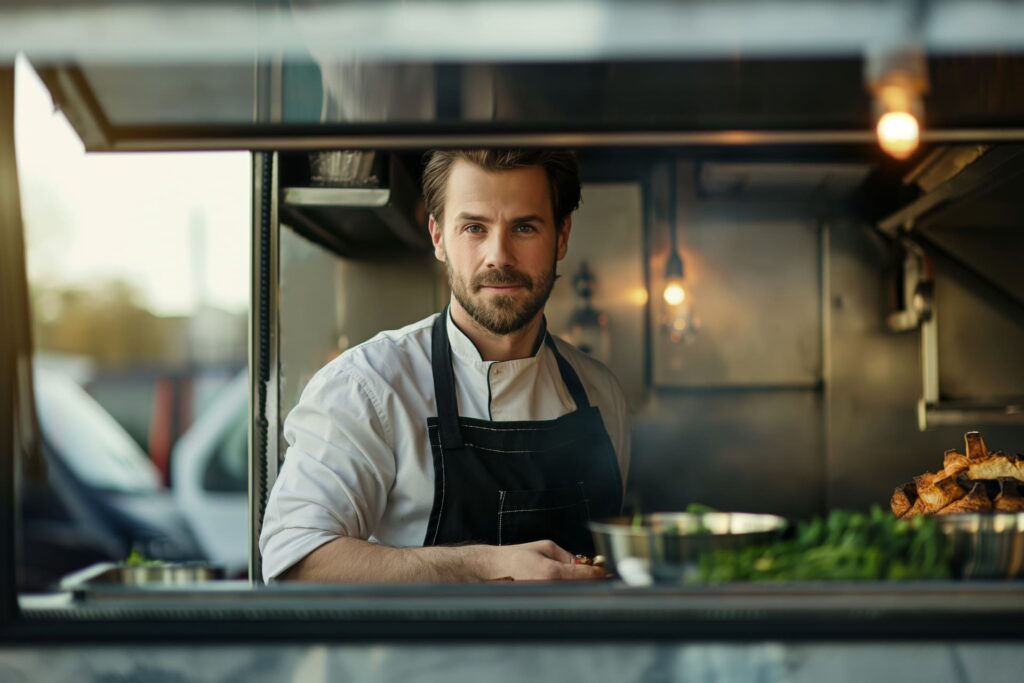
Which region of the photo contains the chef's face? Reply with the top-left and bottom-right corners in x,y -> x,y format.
429,160 -> 571,335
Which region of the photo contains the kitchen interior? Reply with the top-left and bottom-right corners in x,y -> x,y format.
4,1 -> 1024,678
265,58 -> 1024,529
274,143 -> 1024,521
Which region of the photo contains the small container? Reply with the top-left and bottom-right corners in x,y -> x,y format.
309,150 -> 378,187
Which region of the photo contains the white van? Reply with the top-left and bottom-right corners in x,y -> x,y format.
171,371 -> 247,576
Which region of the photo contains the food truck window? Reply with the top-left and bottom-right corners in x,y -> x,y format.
2,7 -> 1024,647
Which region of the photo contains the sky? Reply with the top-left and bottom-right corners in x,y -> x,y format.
13,56 -> 251,317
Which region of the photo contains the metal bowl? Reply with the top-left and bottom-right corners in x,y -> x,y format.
938,513 -> 1024,579
60,561 -> 226,591
589,512 -> 787,585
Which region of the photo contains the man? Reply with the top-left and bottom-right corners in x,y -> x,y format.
259,149 -> 630,582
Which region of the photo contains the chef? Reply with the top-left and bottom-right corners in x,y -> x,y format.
259,149 -> 630,582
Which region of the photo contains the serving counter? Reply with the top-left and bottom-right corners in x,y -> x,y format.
11,580 -> 1024,641
5,582 -> 1024,682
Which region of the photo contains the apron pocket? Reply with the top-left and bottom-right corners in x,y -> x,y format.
497,482 -> 592,554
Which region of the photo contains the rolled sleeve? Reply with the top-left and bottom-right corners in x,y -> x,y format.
259,364 -> 395,581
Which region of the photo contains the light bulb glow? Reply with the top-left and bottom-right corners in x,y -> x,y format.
876,111 -> 920,159
627,287 -> 650,306
663,282 -> 686,306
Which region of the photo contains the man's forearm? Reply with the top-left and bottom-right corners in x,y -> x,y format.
278,536 -> 495,583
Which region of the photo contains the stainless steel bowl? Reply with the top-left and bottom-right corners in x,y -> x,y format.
60,561 -> 226,591
589,512 -> 787,585
938,513 -> 1024,579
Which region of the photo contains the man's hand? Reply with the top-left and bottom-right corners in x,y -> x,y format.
472,540 -> 608,581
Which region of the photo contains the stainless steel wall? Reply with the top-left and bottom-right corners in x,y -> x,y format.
629,162 -> 827,518
630,390 -> 826,517
824,218 -> 1024,511
628,164 -> 1024,517
651,164 -> 824,389
545,182 -> 648,409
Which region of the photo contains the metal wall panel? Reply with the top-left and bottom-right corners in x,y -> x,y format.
935,266 -> 1024,401
652,162 -> 823,388
545,182 -> 647,410
825,219 -> 1024,510
629,390 -> 826,518
629,162 -> 832,518
634,192 -> 1024,517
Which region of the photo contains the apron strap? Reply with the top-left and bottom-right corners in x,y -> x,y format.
431,308 -> 465,450
544,334 -> 592,410
431,307 -> 594,449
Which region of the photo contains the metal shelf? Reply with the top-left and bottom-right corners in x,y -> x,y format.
282,187 -> 392,208
919,400 -> 1024,429
278,156 -> 429,259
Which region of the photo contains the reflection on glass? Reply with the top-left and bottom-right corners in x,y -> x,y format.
34,368 -> 160,494
15,57 -> 250,590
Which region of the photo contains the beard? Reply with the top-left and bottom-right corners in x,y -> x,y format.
446,259 -> 557,335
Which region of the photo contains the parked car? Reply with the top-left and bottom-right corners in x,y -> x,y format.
20,367 -> 206,592
171,370 -> 248,576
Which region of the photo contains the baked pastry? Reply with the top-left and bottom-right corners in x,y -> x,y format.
994,478 -> 1024,512
915,475 -> 967,514
935,482 -> 992,515
891,482 -> 918,518
890,432 -> 1021,517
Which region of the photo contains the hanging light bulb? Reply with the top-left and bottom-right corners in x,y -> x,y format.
661,162 -> 698,344
663,249 -> 686,306
663,282 -> 686,306
876,108 -> 920,159
866,48 -> 928,160
663,161 -> 687,309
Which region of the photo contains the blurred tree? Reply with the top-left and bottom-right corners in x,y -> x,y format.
31,278 -> 185,368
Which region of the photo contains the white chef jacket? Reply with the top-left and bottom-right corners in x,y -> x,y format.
259,310 -> 631,581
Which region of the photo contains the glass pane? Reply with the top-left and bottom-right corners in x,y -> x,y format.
33,366 -> 159,494
202,402 -> 248,494
15,56 -> 251,590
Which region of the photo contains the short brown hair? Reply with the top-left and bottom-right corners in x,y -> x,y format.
422,149 -> 581,228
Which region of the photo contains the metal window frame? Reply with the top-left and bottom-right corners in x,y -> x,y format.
0,66 -> 20,635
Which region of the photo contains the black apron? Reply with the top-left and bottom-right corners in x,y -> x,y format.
423,309 -> 623,556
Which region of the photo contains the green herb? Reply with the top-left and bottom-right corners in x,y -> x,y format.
123,548 -> 165,567
690,506 -> 952,583
684,503 -> 718,535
